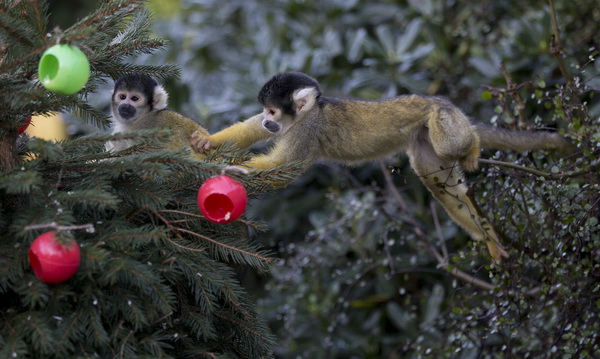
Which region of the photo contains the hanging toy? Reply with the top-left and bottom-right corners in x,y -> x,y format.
38,44 -> 90,95
197,174 -> 248,224
28,231 -> 81,283
18,115 -> 32,134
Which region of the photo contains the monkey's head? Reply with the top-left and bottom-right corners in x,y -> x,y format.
257,72 -> 322,134
111,73 -> 168,125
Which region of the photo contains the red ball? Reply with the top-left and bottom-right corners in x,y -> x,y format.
197,175 -> 248,224
28,231 -> 81,283
18,116 -> 31,134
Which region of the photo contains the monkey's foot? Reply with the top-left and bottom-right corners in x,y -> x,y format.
487,239 -> 509,263
459,152 -> 479,172
190,131 -> 211,152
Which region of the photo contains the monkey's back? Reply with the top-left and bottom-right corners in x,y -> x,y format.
317,95 -> 436,162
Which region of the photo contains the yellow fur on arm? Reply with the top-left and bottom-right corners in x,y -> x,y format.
208,114 -> 271,149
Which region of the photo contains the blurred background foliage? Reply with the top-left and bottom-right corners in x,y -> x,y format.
52,0 -> 599,357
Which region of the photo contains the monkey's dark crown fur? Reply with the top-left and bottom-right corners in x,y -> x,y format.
114,73 -> 158,107
257,72 -> 322,115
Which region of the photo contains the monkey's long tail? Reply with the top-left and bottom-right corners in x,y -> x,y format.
474,123 -> 577,156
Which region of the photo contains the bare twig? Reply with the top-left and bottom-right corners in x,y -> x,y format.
499,62 -> 528,129
548,0 -> 571,82
479,158 -> 597,179
24,223 -> 94,232
446,265 -> 497,291
378,160 -> 410,213
430,202 -> 449,261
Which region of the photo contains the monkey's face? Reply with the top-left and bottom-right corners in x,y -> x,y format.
262,106 -> 297,135
258,83 -> 320,136
262,107 -> 283,133
112,89 -> 151,124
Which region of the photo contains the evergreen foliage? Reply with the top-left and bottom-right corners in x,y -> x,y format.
0,1 -> 277,357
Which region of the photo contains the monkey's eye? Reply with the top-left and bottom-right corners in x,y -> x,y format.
119,94 -> 126,100
131,96 -> 139,102
268,109 -> 276,116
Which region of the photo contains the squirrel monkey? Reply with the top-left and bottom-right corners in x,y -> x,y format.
106,73 -> 209,159
190,72 -> 576,261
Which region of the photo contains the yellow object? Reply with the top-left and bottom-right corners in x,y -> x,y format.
25,113 -> 69,141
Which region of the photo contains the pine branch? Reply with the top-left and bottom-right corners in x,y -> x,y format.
0,8 -> 34,47
153,207 -> 273,268
101,63 -> 180,81
0,1 -> 49,41
71,100 -> 111,130
54,309 -> 86,357
0,167 -> 41,194
175,226 -> 273,264
97,226 -> 166,249
68,130 -> 172,153
107,9 -> 154,49
0,44 -> 46,74
27,1 -> 47,36
16,312 -> 56,355
183,311 -> 218,341
98,38 -> 169,63
69,0 -> 144,35
214,309 -> 272,340
53,189 -> 121,212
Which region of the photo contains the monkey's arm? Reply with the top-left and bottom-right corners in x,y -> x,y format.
239,141 -> 291,172
191,113 -> 272,152
235,138 -> 313,188
128,109 -> 209,157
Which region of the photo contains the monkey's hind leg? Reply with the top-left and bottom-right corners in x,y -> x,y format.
407,132 -> 508,262
427,103 -> 481,172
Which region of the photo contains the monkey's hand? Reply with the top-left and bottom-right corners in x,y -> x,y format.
222,165 -> 250,176
190,130 -> 212,152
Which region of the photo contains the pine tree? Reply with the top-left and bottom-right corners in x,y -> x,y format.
0,1 -> 282,357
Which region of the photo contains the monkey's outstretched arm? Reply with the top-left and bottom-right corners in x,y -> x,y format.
189,113 -> 302,186
240,142 -> 290,172
191,113 -> 272,152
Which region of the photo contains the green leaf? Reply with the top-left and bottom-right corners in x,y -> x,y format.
347,28 -> 367,63
387,301 -> 413,331
397,18 -> 422,55
469,57 -> 500,76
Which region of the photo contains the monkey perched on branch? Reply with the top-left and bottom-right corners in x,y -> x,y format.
191,72 -> 576,261
106,73 -> 209,159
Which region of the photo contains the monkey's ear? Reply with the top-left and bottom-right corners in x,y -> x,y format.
293,87 -> 318,114
153,84 -> 168,110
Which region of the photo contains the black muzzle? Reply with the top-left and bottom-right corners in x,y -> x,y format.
118,104 -> 136,120
263,120 -> 280,133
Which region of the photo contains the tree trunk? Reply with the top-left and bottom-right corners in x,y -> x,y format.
0,135 -> 18,172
